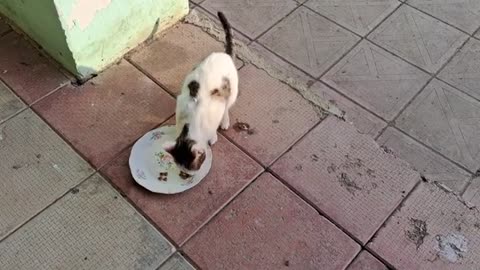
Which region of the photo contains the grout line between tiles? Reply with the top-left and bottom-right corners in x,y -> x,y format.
435,75 -> 480,105
404,1 -> 480,37
252,3 -> 304,42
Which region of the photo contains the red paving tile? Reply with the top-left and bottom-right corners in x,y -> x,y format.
101,134 -> 263,245
183,173 -> 360,270
347,251 -> 387,270
129,23 -> 241,96
0,32 -> 68,104
222,65 -> 320,166
271,116 -> 420,243
369,182 -> 480,270
33,60 -> 175,168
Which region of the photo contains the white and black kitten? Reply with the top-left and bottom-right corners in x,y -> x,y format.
164,12 -> 239,173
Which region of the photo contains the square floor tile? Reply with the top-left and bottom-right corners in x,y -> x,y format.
439,38 -> 480,101
396,79 -> 480,172
305,0 -> 400,36
347,251 -> 387,270
101,135 -> 262,245
0,80 -> 25,123
271,116 -> 420,243
369,182 -> 480,269
322,40 -> 430,121
259,7 -> 360,78
129,23 -> 241,96
463,177 -> 480,208
0,174 -> 173,270
183,173 -> 360,269
0,110 -> 93,240
308,81 -> 387,138
202,0 -> 299,39
0,33 -> 68,104
33,60 -> 175,168
369,5 -> 468,73
222,65 -> 320,166
407,0 -> 480,34
159,253 -> 195,270
378,128 -> 471,193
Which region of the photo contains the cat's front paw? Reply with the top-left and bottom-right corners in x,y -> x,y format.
208,134 -> 218,146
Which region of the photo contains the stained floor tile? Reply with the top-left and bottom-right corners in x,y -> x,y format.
396,79 -> 480,172
347,251 -> 388,270
0,33 -> 68,104
308,81 -> 387,138
33,60 -> 175,168
129,23 -> 241,96
369,182 -> 480,269
159,253 -> 195,270
0,80 -> 25,123
463,177 -> 480,208
202,0 -> 299,39
259,6 -> 360,77
439,38 -> 480,101
222,65 -> 320,166
305,0 -> 400,36
101,135 -> 262,245
183,173 -> 360,270
0,109 -> 93,240
377,128 -> 471,193
271,116 -> 420,243
407,0 -> 480,34
369,5 -> 468,73
322,40 -> 430,121
0,174 -> 173,270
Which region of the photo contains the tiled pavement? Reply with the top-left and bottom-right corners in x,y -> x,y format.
1,0 -> 480,269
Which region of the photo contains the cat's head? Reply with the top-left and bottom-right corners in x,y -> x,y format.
163,124 -> 206,174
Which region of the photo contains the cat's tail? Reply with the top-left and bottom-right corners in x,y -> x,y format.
217,12 -> 233,57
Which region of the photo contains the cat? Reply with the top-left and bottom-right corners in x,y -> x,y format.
164,11 -> 239,173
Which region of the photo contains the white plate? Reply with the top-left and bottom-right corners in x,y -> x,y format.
129,125 -> 212,194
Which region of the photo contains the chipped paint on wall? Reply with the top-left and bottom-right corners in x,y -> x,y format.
67,0 -> 111,30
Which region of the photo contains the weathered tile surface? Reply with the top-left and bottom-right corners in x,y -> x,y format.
33,60 -> 175,168
222,65 -> 320,165
369,5 -> 468,73
396,79 -> 480,172
378,128 -> 471,193
305,0 -> 400,36
463,177 -> 480,208
271,116 -> 420,243
0,80 -> 25,123
183,173 -> 360,270
129,23 -> 241,96
259,7 -> 360,77
322,40 -> 430,121
158,253 -> 195,270
308,81 -> 387,138
369,182 -> 480,269
439,38 -> 480,101
0,110 -> 93,240
101,135 -> 262,245
0,174 -> 173,270
0,33 -> 68,104
407,0 -> 480,34
347,251 -> 388,270
202,0 -> 298,39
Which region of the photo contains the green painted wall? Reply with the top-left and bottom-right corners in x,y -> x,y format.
0,0 -> 188,78
0,0 -> 77,73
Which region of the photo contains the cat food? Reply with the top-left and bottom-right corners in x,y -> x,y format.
179,171 -> 192,180
158,172 -> 168,181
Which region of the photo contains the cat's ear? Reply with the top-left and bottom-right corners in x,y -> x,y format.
191,148 -> 206,171
188,80 -> 199,98
162,141 -> 176,154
